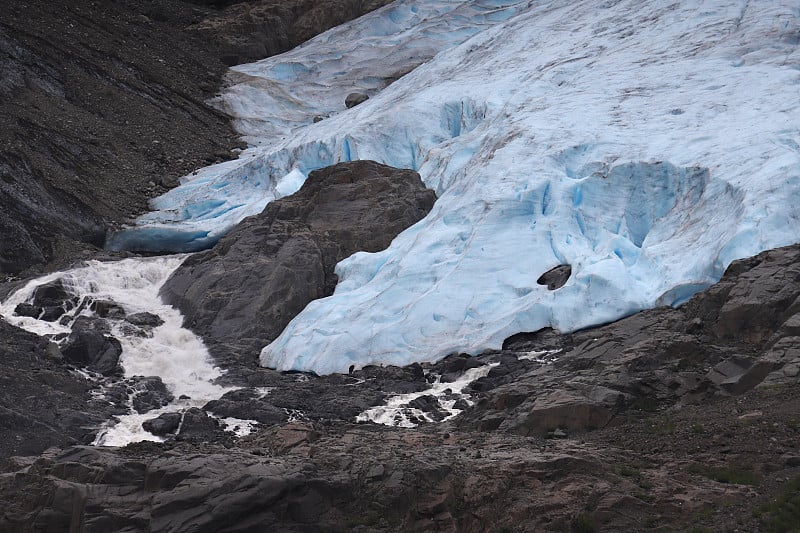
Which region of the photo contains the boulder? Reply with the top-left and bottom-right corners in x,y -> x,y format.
536,264 -> 572,290
60,317 -> 122,376
130,376 -> 175,414
161,160 -> 435,359
126,312 -> 164,328
30,280 -> 78,322
345,92 -> 369,108
142,412 -> 182,436
178,408 -> 222,441
13,302 -> 42,318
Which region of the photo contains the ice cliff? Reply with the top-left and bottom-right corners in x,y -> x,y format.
110,0 -> 800,374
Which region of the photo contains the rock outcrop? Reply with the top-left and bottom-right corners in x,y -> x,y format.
0,319 -> 110,459
188,0 -> 394,65
161,160 -> 436,359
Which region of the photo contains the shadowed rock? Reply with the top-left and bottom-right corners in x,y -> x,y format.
161,160 -> 436,360
60,317 -> 122,376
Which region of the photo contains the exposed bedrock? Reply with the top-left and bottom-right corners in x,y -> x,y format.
461,243 -> 800,435
188,0 -> 395,66
161,160 -> 436,361
0,319 -> 110,460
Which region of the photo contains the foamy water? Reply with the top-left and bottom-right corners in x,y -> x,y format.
0,256 -> 239,445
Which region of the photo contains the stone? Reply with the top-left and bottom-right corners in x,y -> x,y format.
178,408 -> 222,441
505,390 -> 616,436
13,302 -> 42,318
536,264 -> 572,290
90,299 -> 126,319
131,377 -> 175,414
142,413 -> 182,436
161,160 -> 436,360
345,92 -> 369,108
126,312 -> 164,328
60,317 -> 122,376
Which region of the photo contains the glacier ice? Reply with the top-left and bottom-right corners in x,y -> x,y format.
119,0 -> 799,374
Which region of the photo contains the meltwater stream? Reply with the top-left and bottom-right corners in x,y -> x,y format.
0,256 -> 235,446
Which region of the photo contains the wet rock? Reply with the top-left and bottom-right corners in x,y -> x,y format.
60,317 -> 122,376
439,354 -> 484,383
26,280 -> 77,321
126,312 -> 164,328
177,408 -> 223,441
131,377 -> 175,414
162,160 -> 436,360
407,395 -> 447,422
13,302 -> 42,318
142,412 -> 182,436
31,280 -> 74,308
204,390 -> 288,426
0,319 -> 109,459
536,264 -> 572,290
90,299 -> 126,319
345,92 -> 369,108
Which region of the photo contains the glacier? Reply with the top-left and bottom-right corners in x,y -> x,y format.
113,0 -> 798,374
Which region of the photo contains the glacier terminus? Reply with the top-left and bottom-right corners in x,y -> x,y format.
106,0 -> 800,374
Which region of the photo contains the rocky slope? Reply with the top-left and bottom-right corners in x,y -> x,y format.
161,160 -> 436,362
0,0 -> 394,277
2,244 -> 799,532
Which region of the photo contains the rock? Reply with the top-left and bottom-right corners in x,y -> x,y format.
60,317 -> 122,376
0,319 -> 109,460
204,390 -> 288,426
407,395 -> 447,422
439,354 -> 484,383
536,264 -> 572,290
142,412 -> 182,436
177,408 -> 222,441
90,299 -> 126,319
188,0 -> 395,66
29,280 -> 77,321
345,92 -> 369,108
0,0 -> 243,276
504,389 -> 617,436
131,376 -> 175,414
161,160 -> 436,360
126,312 -> 164,328
13,302 -> 42,318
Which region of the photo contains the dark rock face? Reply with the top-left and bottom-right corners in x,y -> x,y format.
161,160 -> 436,359
345,92 -> 370,108
189,0 -> 394,65
60,317 -> 123,376
142,413 -> 183,436
0,0 -> 245,276
130,377 -> 175,414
